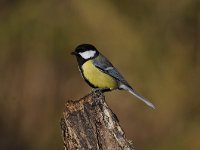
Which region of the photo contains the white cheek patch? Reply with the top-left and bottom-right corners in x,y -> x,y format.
79,50 -> 96,59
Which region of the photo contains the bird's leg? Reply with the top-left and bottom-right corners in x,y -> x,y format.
92,88 -> 102,93
92,88 -> 111,93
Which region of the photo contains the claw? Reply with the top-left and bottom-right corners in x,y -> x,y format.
91,88 -> 110,93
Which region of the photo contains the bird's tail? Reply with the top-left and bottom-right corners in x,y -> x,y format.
119,84 -> 155,109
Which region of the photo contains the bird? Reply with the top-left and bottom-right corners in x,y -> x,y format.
71,44 -> 155,109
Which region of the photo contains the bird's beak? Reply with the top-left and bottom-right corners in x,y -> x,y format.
71,51 -> 77,55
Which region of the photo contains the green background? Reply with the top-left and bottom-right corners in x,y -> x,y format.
0,0 -> 199,149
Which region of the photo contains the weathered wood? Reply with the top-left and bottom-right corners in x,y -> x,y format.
60,92 -> 134,150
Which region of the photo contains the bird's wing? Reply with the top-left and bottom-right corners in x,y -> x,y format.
93,54 -> 131,87
93,54 -> 155,109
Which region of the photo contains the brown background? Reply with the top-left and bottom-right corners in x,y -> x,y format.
0,0 -> 199,150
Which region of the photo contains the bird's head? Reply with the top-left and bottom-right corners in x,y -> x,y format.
71,44 -> 99,60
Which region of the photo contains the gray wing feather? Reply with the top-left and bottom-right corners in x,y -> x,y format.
93,54 -> 131,87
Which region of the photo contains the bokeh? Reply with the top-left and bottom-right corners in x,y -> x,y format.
0,0 -> 199,150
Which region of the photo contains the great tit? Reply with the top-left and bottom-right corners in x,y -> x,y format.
71,44 -> 155,109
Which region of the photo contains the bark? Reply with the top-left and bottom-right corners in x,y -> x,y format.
60,92 -> 134,150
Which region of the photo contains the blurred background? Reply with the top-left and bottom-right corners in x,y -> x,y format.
0,0 -> 199,149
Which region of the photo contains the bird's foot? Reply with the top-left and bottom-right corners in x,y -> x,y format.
91,88 -> 110,93
89,88 -> 111,98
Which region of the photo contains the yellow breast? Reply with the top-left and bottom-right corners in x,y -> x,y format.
82,60 -> 118,89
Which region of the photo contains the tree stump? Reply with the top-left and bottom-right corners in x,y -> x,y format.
60,92 -> 134,150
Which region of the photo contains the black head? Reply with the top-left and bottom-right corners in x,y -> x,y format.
71,44 -> 99,60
